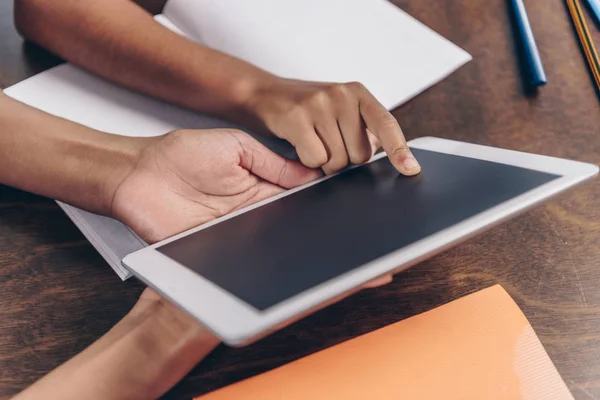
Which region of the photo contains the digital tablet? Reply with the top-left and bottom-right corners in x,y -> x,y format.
122,137 -> 598,346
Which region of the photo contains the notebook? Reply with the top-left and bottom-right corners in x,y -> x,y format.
3,0 -> 471,279
196,285 -> 573,400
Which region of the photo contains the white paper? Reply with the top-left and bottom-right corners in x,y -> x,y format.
164,0 -> 472,109
4,2 -> 470,280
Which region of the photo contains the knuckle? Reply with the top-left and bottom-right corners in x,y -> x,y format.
327,83 -> 352,99
306,90 -> 331,108
300,152 -> 328,169
167,128 -> 186,139
378,114 -> 401,131
346,81 -> 366,91
392,144 -> 411,159
276,161 -> 289,186
349,148 -> 372,165
288,104 -> 311,122
303,159 -> 321,169
324,153 -> 349,173
315,151 -> 330,166
163,128 -> 189,147
323,163 -> 344,174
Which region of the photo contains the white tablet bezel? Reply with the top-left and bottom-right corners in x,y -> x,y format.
122,137 -> 598,346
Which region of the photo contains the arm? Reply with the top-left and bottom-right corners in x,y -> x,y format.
0,92 -> 319,243
0,92 -> 143,216
13,0 -> 271,123
13,289 -> 220,400
14,0 -> 421,175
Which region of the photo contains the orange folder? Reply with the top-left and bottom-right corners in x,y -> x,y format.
197,285 -> 572,400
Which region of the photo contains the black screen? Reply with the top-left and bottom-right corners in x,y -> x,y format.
158,149 -> 559,310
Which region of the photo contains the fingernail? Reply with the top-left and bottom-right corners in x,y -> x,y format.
403,156 -> 420,172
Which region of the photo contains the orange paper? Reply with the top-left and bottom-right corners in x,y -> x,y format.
197,285 -> 572,399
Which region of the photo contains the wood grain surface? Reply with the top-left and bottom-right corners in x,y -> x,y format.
1,1 -> 599,399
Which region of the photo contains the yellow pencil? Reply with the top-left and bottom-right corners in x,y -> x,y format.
566,0 -> 600,95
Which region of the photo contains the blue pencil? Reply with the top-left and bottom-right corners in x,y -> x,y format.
509,0 -> 547,86
585,0 -> 600,25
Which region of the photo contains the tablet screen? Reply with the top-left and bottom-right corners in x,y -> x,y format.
157,149 -> 559,310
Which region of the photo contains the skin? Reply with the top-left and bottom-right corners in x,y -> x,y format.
12,288 -> 221,400
13,0 -> 422,176
1,92 -> 392,398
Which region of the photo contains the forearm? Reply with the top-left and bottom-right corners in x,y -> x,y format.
0,92 -> 144,215
14,0 -> 275,121
13,293 -> 220,400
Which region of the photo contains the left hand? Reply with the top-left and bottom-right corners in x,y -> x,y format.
111,128 -> 321,243
244,77 -> 421,175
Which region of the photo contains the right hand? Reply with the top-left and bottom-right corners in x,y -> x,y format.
244,77 -> 421,175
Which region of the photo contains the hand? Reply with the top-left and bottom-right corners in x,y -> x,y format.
12,288 -> 220,400
112,128 -> 321,243
245,77 -> 421,175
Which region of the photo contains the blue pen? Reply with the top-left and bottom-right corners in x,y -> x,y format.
509,0 -> 547,86
585,0 -> 600,25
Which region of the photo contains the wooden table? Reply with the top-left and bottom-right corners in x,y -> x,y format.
1,1 -> 599,398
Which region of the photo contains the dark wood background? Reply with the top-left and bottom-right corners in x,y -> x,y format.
1,0 -> 599,398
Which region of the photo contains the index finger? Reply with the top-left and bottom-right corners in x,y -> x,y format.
350,83 -> 421,175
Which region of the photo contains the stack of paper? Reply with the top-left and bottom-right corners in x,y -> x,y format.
4,0 -> 471,279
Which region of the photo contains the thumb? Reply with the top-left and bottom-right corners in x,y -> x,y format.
236,133 -> 322,188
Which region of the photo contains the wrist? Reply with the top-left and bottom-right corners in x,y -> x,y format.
232,75 -> 295,137
239,73 -> 279,114
0,95 -> 145,215
12,291 -> 219,400
96,134 -> 154,218
117,294 -> 220,398
84,133 -> 151,218
204,68 -> 282,131
127,291 -> 219,349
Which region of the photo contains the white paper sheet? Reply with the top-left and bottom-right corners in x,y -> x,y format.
164,0 -> 472,110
